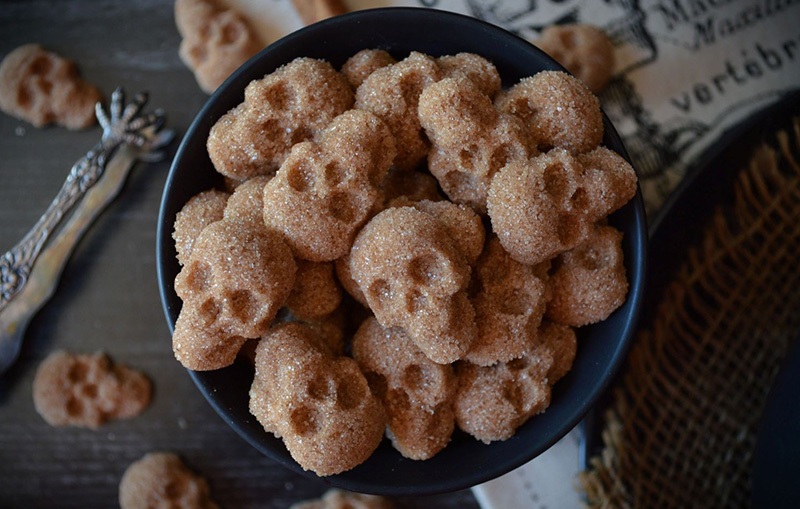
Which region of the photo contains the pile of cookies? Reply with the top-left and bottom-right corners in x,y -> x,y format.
172,49 -> 637,476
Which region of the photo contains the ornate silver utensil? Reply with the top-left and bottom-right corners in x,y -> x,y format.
0,88 -> 174,375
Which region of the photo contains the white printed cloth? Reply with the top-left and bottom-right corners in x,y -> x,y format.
228,0 -> 800,507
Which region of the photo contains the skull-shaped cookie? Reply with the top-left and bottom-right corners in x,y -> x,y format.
263,109 -> 396,262
536,24 -> 615,93
119,453 -> 219,509
495,71 -> 603,155
175,0 -> 262,94
222,175 -> 273,225
285,260 -> 343,321
207,57 -> 354,180
291,489 -> 393,509
172,304 -> 248,371
488,148 -> 626,265
355,51 -> 443,171
353,317 -> 457,460
350,207 -> 477,364
33,351 -> 151,428
419,77 -> 530,213
412,200 -> 485,266
0,44 -> 101,129
249,323 -> 386,476
175,220 -> 296,340
466,236 -> 550,366
173,189 -> 230,266
547,224 -> 628,327
341,49 -> 396,89
455,320 -> 577,443
436,52 -> 502,98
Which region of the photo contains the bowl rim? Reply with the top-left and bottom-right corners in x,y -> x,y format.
157,6 -> 648,495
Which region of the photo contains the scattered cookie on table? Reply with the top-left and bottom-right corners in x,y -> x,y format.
119,452 -> 218,509
291,489 -> 393,509
174,0 -> 262,94
536,24 -> 615,93
249,323 -> 386,476
33,351 -> 151,429
291,0 -> 347,25
289,489 -> 394,509
0,44 -> 101,129
173,189 -> 230,266
207,57 -> 353,180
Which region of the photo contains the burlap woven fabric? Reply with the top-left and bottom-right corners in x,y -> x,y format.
581,119 -> 800,508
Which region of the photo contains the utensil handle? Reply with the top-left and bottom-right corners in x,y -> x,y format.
0,88 -> 165,312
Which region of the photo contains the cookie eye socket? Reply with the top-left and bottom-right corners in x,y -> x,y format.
408,254 -> 444,287
289,405 -> 319,436
286,160 -> 316,193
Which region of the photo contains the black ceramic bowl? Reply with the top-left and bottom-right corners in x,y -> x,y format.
157,7 -> 647,496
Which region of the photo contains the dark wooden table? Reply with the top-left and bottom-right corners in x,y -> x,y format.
0,1 -> 479,507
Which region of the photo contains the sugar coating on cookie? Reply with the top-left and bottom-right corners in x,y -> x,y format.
419,77 -> 529,213
207,57 -> 353,180
381,168 -> 442,208
534,320 -> 577,383
341,49 -> 396,89
119,452 -> 218,509
547,225 -> 627,326
412,200 -> 485,266
33,351 -> 151,429
249,322 -> 386,476
172,305 -> 248,371
536,24 -> 615,93
285,260 -> 343,321
291,489 -> 393,509
455,320 -> 576,443
488,149 -> 597,265
436,52 -> 502,98
175,0 -> 262,94
488,146 -> 636,265
577,146 -> 638,216
0,44 -> 101,129
174,189 -> 230,266
334,253 -> 368,307
355,51 -> 443,171
495,70 -> 602,154
175,220 -> 296,342
466,236 -> 550,366
223,175 -> 273,225
350,207 -> 476,364
263,109 -> 395,261
353,317 -> 457,460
